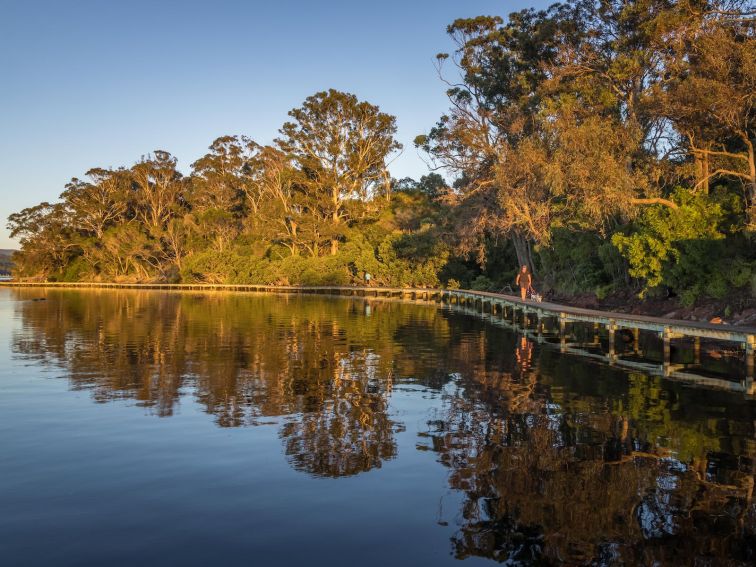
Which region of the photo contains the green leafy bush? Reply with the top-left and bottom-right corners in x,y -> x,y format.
611,188 -> 730,301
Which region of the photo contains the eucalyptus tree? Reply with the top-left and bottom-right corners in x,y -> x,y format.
657,6 -> 756,220
252,145 -> 313,256
60,168 -> 130,239
416,7 -> 591,269
7,202 -> 77,278
130,150 -> 185,237
418,1 -> 752,274
189,135 -> 263,252
277,89 -> 402,255
190,135 -> 260,214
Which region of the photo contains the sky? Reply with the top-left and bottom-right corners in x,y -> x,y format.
0,0 -> 550,249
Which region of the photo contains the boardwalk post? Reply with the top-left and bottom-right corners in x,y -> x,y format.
694,336 -> 701,365
559,313 -> 567,352
663,327 -> 672,376
607,320 -> 616,363
633,328 -> 640,356
746,335 -> 754,384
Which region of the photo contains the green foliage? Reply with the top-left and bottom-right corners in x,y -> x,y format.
178,201 -> 450,288
470,275 -> 494,291
60,256 -> 89,282
612,189 -> 753,304
594,283 -> 615,301
612,190 -> 718,294
446,279 -> 461,290
539,231 -> 611,294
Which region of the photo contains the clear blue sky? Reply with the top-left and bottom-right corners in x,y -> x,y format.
0,0 -> 549,249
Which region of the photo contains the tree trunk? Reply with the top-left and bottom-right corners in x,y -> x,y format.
694,150 -> 710,194
511,233 -> 534,275
331,206 -> 340,255
747,140 -> 756,229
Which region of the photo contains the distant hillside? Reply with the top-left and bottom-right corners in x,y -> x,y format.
0,249 -> 16,275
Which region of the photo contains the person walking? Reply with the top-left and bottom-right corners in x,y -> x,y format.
515,265 -> 532,301
364,272 -> 372,286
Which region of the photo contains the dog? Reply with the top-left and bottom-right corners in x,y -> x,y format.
528,287 -> 543,303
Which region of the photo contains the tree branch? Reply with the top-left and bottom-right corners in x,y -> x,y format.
630,197 -> 679,209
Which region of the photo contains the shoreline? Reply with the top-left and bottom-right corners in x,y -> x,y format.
4,280 -> 754,394
3,280 -> 756,336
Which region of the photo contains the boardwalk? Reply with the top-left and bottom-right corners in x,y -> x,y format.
2,281 -> 754,393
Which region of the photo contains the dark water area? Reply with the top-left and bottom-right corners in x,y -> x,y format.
1,288 -> 754,566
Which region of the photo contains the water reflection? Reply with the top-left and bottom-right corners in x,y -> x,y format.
11,290 -> 427,477
9,288 -> 756,564
280,350 -> 398,477
423,334 -> 756,564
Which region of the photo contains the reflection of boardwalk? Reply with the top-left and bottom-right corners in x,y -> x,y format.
445,289 -> 754,383
3,282 -> 755,390
448,292 -> 755,395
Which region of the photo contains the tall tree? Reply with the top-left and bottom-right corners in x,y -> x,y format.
253,146 -> 313,256
190,135 -> 262,216
277,89 -> 401,255
417,7 -> 594,269
7,202 -> 77,278
60,168 -> 129,239
189,135 -> 264,251
659,11 -> 756,221
131,150 -> 185,236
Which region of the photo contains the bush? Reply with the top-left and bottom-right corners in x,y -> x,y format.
539,230 -> 614,294
470,275 -> 494,291
594,283 -> 616,301
611,188 -> 737,301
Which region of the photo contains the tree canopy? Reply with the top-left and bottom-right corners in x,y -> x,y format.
7,2 -> 756,308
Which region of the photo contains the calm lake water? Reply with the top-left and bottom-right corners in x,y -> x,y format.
1,288 -> 754,566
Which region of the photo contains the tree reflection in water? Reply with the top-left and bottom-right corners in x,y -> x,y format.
424,333 -> 756,564
10,289 -> 756,564
10,289 -> 449,476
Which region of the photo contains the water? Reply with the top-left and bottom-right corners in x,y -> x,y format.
1,288 -> 754,566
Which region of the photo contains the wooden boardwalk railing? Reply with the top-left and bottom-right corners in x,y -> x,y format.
2,281 -> 754,391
